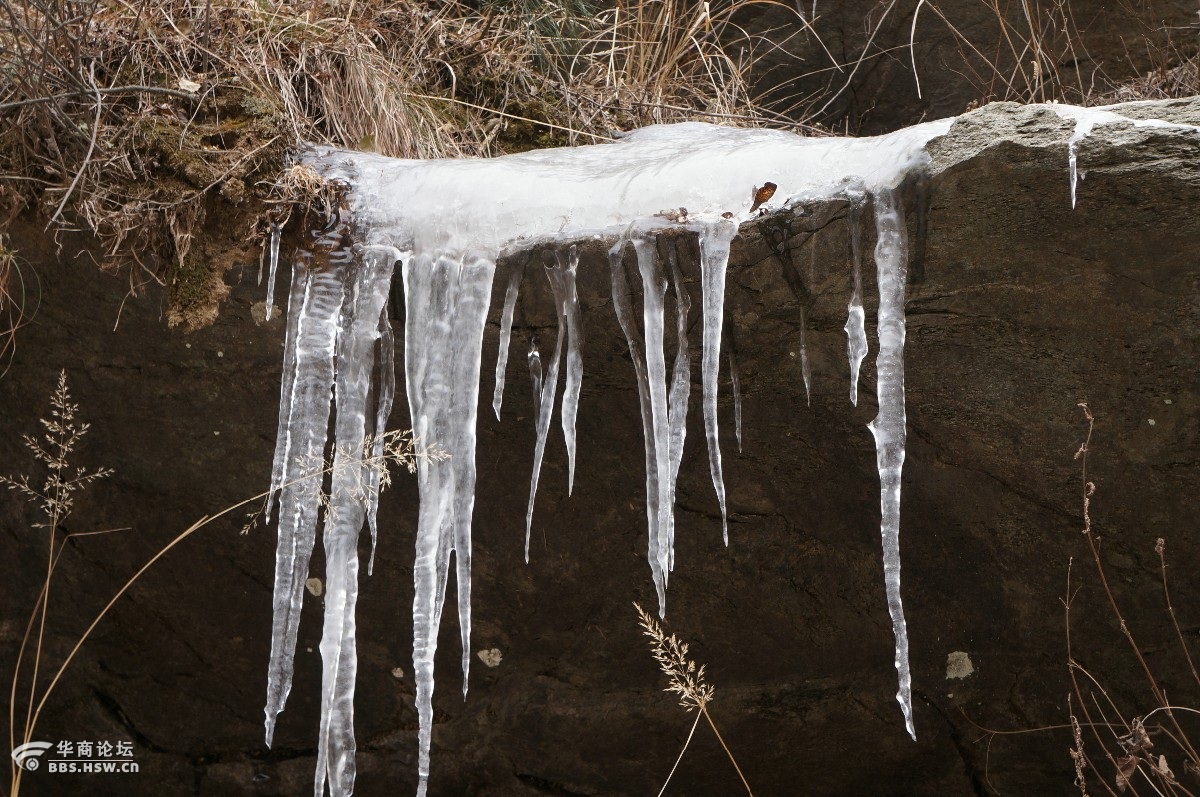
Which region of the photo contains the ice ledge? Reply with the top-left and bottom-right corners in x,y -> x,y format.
301,97 -> 1199,259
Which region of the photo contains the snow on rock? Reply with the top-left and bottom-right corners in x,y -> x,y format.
1048,102 -> 1200,208
267,113 -> 977,795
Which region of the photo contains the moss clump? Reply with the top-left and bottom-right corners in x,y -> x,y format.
167,252 -> 230,332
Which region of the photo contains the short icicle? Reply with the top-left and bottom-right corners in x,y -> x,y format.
867,188 -> 916,741
698,218 -> 737,545
528,337 -> 543,425
492,259 -> 526,421
557,246 -> 584,495
315,245 -> 395,797
799,305 -> 812,407
729,350 -> 743,452
524,256 -> 568,561
264,223 -> 350,748
404,249 -> 496,797
264,221 -> 282,321
844,189 -> 869,406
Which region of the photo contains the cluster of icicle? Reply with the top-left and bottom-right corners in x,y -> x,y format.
258,114 -> 977,796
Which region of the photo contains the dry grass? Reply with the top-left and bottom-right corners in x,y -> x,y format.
0,0 -> 801,337
0,236 -> 37,378
907,0 -> 1199,108
910,0 -> 1096,105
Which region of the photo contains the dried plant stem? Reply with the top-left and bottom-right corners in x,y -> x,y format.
1155,539 -> 1200,689
657,710 -> 701,797
701,704 -> 754,796
1074,403 -> 1200,768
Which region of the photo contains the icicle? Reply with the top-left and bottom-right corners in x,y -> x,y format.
492,260 -> 526,421
404,250 -> 495,797
632,235 -> 673,604
266,247 -> 307,525
528,337 -> 542,425
698,218 -> 737,545
866,188 -> 916,741
665,243 -> 691,572
524,259 -> 567,562
725,320 -> 743,453
264,224 -> 350,748
264,222 -> 281,322
845,190 -> 868,406
1068,140 -> 1079,209
556,246 -> 583,495
728,350 -> 743,453
608,239 -> 665,615
315,245 -> 395,797
799,305 -> 812,407
367,281 -> 398,577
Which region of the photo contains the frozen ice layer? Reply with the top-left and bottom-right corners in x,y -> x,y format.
303,118 -> 954,253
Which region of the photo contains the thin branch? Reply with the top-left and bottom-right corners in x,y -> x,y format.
47,62 -> 102,227
0,85 -> 199,114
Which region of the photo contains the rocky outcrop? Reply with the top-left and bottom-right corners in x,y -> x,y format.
1,97 -> 1198,796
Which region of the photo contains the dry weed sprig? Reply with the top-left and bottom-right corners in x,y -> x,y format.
1064,404 -> 1200,795
0,370 -> 113,525
2,371 -> 112,797
635,601 -> 715,712
634,602 -> 753,797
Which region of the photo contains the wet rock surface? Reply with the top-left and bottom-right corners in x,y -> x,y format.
2,98 -> 1199,796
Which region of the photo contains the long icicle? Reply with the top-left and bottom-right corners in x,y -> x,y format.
315,246 -> 395,797
266,239 -> 307,525
264,223 -> 350,747
525,257 -> 567,562
664,241 -> 691,573
632,235 -> 672,602
698,218 -> 737,545
557,246 -> 584,495
492,258 -> 526,421
608,239 -> 665,615
867,188 -> 916,740
405,249 -> 495,797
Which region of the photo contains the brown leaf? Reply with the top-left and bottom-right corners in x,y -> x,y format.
749,181 -> 777,212
1115,755 -> 1137,792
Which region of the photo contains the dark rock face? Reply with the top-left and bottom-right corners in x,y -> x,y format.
2,98 -> 1199,796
